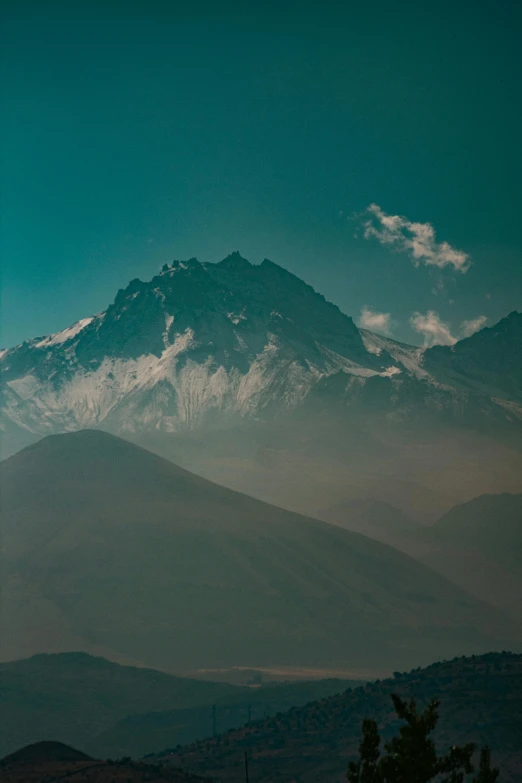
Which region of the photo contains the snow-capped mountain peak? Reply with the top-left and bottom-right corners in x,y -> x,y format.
1,255 -> 519,454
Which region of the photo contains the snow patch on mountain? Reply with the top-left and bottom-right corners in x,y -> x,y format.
163,314 -> 174,348
34,317 -> 95,348
6,374 -> 41,400
359,329 -> 428,379
317,344 -> 400,378
160,261 -> 189,275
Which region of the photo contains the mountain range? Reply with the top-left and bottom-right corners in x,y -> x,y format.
1,254 -> 521,521
1,252 -> 520,444
1,430 -> 518,675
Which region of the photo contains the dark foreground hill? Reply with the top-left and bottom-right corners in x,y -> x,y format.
155,652 -> 522,783
0,652 -> 353,759
1,430 -> 519,673
0,741 -> 207,783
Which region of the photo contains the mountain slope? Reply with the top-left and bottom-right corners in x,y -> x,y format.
1,430 -> 518,673
156,652 -> 522,783
130,410 -> 522,527
315,491 -> 522,621
420,493 -> 522,620
318,498 -> 420,548
317,492 -> 522,622
433,492 -> 522,558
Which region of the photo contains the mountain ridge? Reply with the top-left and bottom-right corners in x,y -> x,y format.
2,255 -> 520,459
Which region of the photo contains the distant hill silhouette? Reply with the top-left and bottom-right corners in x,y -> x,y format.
1,741 -> 92,764
421,493 -> 522,620
319,491 -> 522,622
0,741 -> 208,783
156,652 -> 522,783
433,492 -> 522,562
319,497 -> 419,548
1,430 -> 519,674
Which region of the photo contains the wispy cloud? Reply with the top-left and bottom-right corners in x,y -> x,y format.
359,306 -> 391,334
410,311 -> 457,346
410,311 -> 488,346
460,315 -> 487,337
359,204 -> 470,273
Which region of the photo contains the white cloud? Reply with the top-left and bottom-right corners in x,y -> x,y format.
409,311 -> 489,346
360,204 -> 470,273
359,306 -> 391,334
460,315 -> 487,337
410,310 -> 457,346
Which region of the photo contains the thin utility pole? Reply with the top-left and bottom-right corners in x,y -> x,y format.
244,750 -> 250,783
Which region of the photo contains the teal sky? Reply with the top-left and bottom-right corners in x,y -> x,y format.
2,0 -> 521,347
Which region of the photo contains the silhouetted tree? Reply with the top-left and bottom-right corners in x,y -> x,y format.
379,695 -> 443,781
347,694 -> 479,783
472,748 -> 499,783
347,718 -> 381,783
